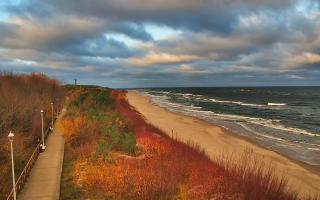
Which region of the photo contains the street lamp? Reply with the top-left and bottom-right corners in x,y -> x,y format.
50,102 -> 54,130
8,131 -> 17,200
40,110 -> 46,151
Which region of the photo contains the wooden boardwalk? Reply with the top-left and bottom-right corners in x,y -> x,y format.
18,113 -> 65,200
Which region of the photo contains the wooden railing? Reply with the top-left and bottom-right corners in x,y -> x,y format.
5,111 -> 61,200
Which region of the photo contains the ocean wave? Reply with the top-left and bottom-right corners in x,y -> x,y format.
141,89 -> 320,165
240,103 -> 265,107
293,140 -> 320,148
209,99 -> 266,107
170,92 -> 186,96
143,90 -> 319,137
267,102 -> 287,106
307,147 -> 320,151
238,122 -> 286,142
228,122 -> 320,153
212,113 -> 319,136
190,104 -> 202,109
158,92 -> 205,98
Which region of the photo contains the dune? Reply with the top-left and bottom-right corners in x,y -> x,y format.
126,90 -> 320,198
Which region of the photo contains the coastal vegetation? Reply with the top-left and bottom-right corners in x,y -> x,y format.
0,73 -> 65,198
60,86 -> 302,200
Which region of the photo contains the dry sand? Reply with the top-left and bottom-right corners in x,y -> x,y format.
126,90 -> 320,197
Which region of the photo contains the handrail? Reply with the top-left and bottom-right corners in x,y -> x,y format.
5,110 -> 61,200
6,143 -> 41,199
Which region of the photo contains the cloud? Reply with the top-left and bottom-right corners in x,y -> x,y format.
180,64 -> 194,72
0,0 -> 320,87
287,74 -> 305,79
66,36 -> 141,58
179,64 -> 208,74
128,52 -> 200,67
287,52 -> 320,65
108,23 -> 153,41
13,0 -> 296,34
0,16 -> 104,50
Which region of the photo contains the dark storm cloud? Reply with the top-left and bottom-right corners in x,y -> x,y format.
11,0 -> 296,34
65,37 -> 142,58
151,31 -> 281,61
0,16 -> 105,50
0,16 -> 144,60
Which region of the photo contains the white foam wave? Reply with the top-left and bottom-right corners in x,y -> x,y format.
294,140 -> 320,148
190,105 -> 202,109
213,113 -> 318,137
165,92 -> 204,98
268,102 -> 287,106
171,92 -> 186,96
239,122 -> 285,141
307,147 -> 320,151
143,90 -> 319,137
240,103 -> 265,107
210,99 -> 266,107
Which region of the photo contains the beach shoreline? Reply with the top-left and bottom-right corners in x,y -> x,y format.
126,90 -> 320,197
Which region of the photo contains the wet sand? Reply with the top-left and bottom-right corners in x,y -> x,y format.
126,90 -> 320,198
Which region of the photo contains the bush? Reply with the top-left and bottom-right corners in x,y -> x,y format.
0,73 -> 65,198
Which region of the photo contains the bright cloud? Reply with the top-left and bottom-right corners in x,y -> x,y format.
289,53 -> 320,65
128,52 -> 200,67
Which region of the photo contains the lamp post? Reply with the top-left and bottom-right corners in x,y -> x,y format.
8,131 -> 17,200
40,110 -> 46,151
51,102 -> 54,130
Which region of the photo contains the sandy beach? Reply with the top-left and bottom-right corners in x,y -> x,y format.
126,90 -> 320,197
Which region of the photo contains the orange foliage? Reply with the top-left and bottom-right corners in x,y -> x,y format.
71,90 -> 224,200
75,133 -> 223,199
62,113 -> 86,140
65,90 -> 301,200
62,113 -> 100,159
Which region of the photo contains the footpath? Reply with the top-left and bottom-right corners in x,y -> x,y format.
18,111 -> 65,200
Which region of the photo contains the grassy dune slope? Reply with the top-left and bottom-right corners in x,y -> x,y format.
59,86 -> 310,200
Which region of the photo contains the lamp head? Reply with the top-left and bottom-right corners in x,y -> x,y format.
41,110 -> 44,113
51,102 -> 53,105
8,131 -> 14,142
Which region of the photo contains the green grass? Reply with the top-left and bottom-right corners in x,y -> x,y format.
68,88 -> 115,112
67,87 -> 136,156
60,86 -> 137,199
104,124 -> 136,155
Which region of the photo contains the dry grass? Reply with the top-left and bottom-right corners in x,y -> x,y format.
60,88 -> 313,200
0,72 -> 65,198
213,150 -> 298,200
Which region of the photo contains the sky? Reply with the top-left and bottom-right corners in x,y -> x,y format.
0,0 -> 319,88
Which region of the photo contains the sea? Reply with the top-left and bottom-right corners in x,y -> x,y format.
136,87 -> 320,166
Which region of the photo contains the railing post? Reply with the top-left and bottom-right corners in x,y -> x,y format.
5,110 -> 58,200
